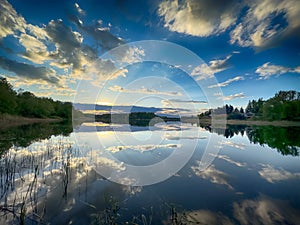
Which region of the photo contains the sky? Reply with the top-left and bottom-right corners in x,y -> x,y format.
0,0 -> 300,113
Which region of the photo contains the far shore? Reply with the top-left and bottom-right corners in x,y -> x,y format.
0,114 -> 63,130
204,119 -> 300,127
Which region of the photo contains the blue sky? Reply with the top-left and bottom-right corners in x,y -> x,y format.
0,0 -> 300,112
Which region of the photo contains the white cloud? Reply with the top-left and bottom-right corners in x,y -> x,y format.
221,93 -> 246,101
258,164 -> 300,183
219,140 -> 246,150
255,62 -> 300,79
230,0 -> 300,48
191,55 -> 232,80
233,195 -> 300,225
158,0 -> 240,37
209,76 -> 244,88
108,85 -> 182,96
106,144 -> 180,153
192,163 -> 233,189
0,0 -> 26,39
210,153 -> 246,167
74,3 -> 85,15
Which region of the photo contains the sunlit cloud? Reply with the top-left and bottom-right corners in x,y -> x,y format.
209,76 -> 244,88
0,0 -> 26,39
258,164 -> 300,183
108,85 -> 182,96
230,0 -> 300,48
255,62 -> 300,79
191,55 -> 233,80
158,0 -> 240,37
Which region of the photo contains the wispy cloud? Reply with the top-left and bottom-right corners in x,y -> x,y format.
255,62 -> 300,79
230,0 -> 300,49
163,99 -> 207,104
158,0 -> 300,49
192,163 -> 233,189
191,55 -> 233,80
210,154 -> 246,167
233,195 -> 300,225
209,76 -> 244,88
258,164 -> 300,183
0,56 -> 59,84
108,85 -> 182,96
219,140 -> 246,150
217,92 -> 246,101
106,144 -> 180,153
74,3 -> 85,15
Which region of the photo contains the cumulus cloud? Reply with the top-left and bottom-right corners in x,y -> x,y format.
108,85 -> 182,96
209,76 -> 244,88
0,0 -> 26,39
158,0 -> 300,49
255,62 -> 300,79
258,164 -> 300,183
158,0 -> 240,37
230,0 -> 300,48
192,163 -> 233,189
191,55 -> 232,80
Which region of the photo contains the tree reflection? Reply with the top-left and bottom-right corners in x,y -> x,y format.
201,125 -> 300,156
0,122 -> 72,155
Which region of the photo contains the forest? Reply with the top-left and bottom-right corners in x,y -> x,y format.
199,90 -> 300,121
0,77 -> 72,120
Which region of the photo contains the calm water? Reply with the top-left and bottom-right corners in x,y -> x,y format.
1,122 -> 300,224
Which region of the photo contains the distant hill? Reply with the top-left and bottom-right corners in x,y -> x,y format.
73,103 -> 181,118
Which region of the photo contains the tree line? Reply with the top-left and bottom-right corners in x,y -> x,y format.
199,90 -> 300,121
0,77 -> 72,120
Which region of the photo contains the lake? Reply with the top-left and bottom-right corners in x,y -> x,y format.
1,122 -> 300,224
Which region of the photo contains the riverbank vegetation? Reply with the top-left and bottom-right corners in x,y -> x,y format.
199,90 -> 300,122
0,77 -> 72,121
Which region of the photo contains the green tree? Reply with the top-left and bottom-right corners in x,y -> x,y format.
0,77 -> 17,114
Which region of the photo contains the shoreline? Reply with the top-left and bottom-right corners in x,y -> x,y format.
0,114 -> 63,130
197,119 -> 300,127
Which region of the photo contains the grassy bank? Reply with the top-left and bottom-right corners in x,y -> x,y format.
0,114 -> 62,130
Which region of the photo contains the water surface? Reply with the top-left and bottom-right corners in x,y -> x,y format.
1,122 -> 300,224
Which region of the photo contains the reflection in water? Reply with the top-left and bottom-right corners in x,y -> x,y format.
203,125 -> 300,156
0,122 -> 300,224
0,122 -> 72,155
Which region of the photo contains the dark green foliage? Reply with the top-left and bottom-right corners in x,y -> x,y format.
201,124 -> 300,156
199,104 -> 246,120
0,77 -> 72,120
0,77 -> 17,114
200,90 -> 300,121
246,90 -> 300,121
